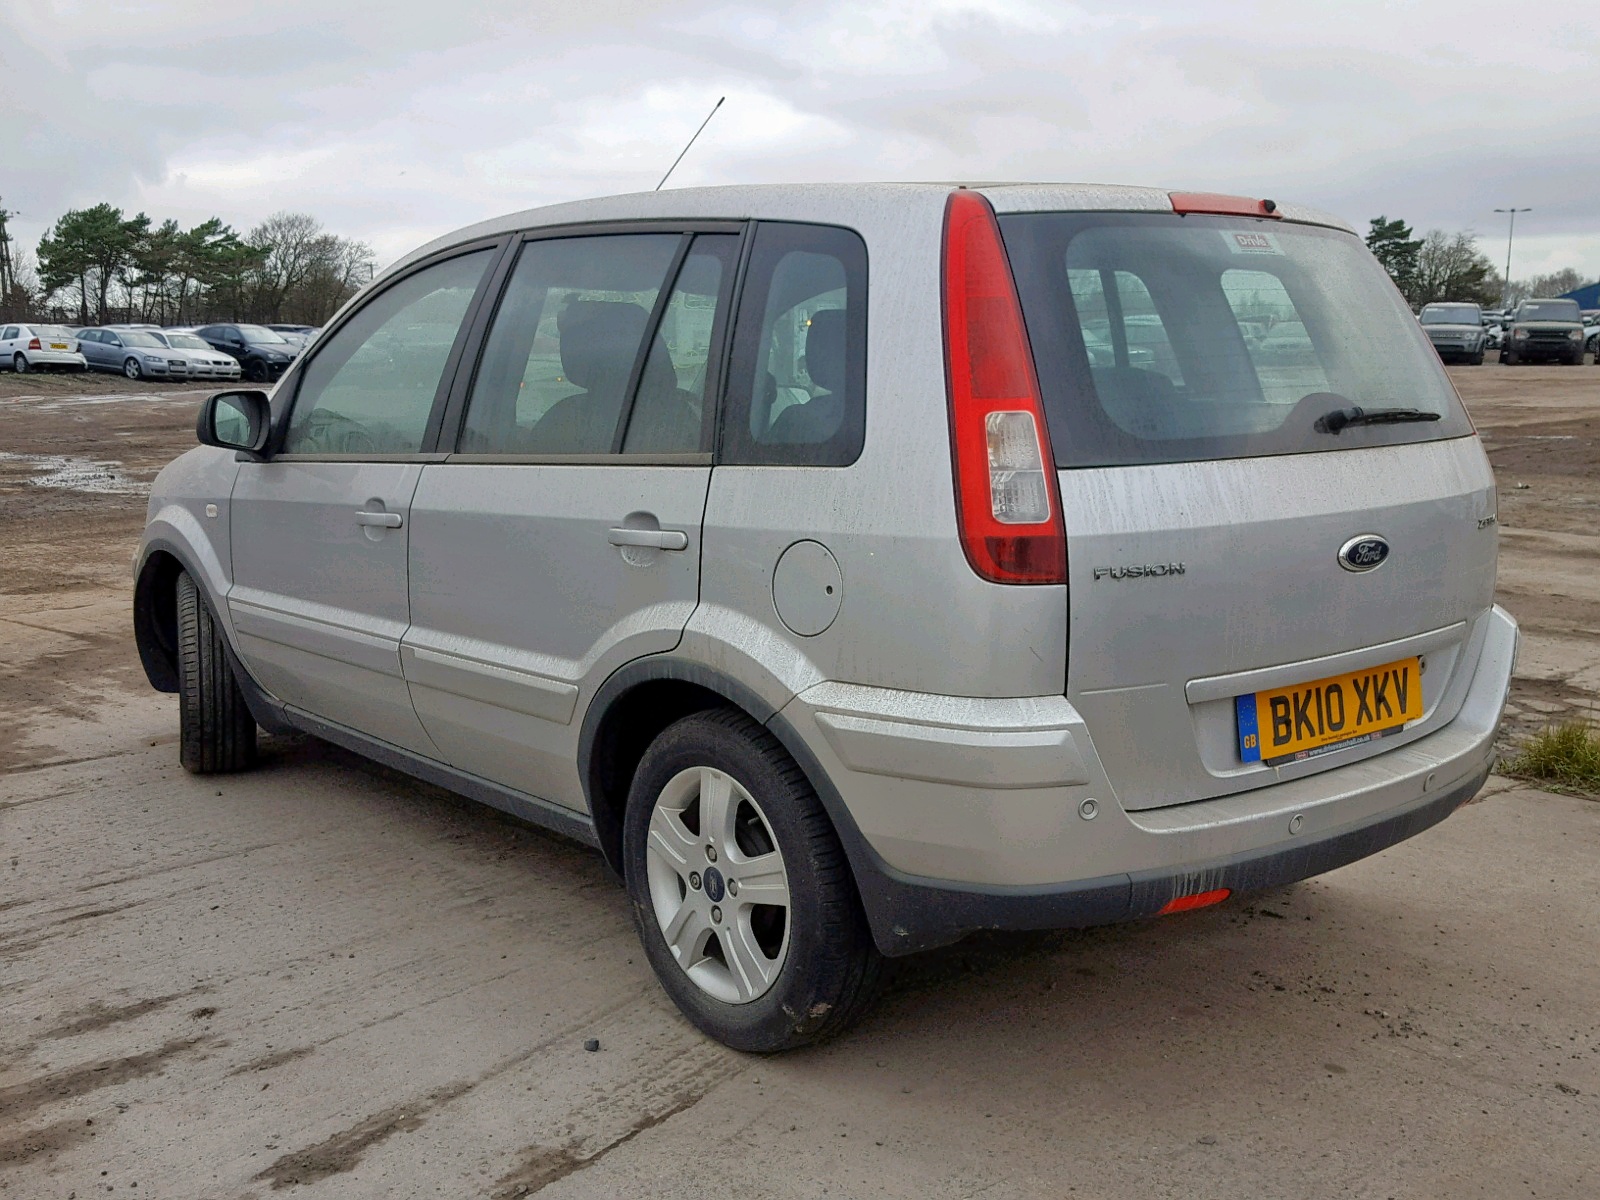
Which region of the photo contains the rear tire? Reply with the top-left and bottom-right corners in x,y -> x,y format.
176,571 -> 257,774
622,708 -> 882,1052
14,353 -> 27,374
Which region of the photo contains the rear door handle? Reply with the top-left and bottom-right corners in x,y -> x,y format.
356,510 -> 403,528
607,527 -> 688,551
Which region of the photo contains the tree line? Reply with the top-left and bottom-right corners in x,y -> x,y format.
1365,216 -> 1592,310
0,198 -> 374,327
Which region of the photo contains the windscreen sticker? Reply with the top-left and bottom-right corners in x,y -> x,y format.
1221,230 -> 1285,256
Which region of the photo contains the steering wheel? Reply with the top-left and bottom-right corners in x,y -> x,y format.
301,410 -> 380,454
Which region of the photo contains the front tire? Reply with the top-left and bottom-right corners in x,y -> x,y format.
176,571 -> 257,774
245,358 -> 269,383
623,709 -> 881,1052
123,357 -> 143,380
1502,348 -> 1519,365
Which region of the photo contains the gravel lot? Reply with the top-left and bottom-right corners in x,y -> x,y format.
2,365 -> 1597,1198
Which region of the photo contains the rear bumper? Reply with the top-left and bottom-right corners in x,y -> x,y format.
19,350 -> 87,369
853,760 -> 1488,954
781,605 -> 1517,955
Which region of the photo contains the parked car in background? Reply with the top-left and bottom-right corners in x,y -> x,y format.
134,182 -> 1515,1051
1500,298 -> 1585,365
265,323 -> 320,351
76,327 -> 189,379
1418,302 -> 1486,365
194,323 -> 298,381
151,330 -> 244,381
1,323 -> 88,373
1582,313 -> 1600,355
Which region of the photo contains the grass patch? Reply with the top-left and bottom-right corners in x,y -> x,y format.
1502,720 -> 1600,794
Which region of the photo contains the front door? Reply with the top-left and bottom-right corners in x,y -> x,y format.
404,229 -> 741,811
228,246 -> 499,755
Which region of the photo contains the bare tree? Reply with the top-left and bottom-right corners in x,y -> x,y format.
1410,230 -> 1498,307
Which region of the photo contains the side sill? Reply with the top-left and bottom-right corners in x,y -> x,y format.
281,705 -> 600,850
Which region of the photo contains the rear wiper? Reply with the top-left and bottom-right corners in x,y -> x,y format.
1314,406 -> 1442,434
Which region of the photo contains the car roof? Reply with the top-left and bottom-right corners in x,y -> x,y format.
388,181 -> 1353,286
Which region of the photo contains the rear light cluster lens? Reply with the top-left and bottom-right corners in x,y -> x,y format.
27,337 -> 41,350
942,190 -> 1067,584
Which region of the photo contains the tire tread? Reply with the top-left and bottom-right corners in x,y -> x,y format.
177,571 -> 257,774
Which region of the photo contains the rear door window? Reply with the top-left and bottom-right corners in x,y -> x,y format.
1001,212 -> 1472,467
458,234 -> 680,455
720,222 -> 867,466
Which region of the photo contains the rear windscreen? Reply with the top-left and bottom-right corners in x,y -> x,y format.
999,212 -> 1473,468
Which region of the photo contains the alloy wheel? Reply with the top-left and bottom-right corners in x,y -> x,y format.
644,765 -> 791,1004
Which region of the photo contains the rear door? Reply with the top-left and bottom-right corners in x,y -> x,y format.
228,245 -> 500,754
402,226 -> 740,811
1000,208 -> 1496,810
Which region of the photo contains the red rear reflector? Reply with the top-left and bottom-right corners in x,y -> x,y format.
1168,192 -> 1281,219
942,190 -> 1067,585
1158,888 -> 1232,915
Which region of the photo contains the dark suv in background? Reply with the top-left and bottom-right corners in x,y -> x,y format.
1500,298 -> 1585,365
195,323 -> 299,381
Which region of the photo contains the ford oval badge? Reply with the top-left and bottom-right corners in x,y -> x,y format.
1338,534 -> 1390,573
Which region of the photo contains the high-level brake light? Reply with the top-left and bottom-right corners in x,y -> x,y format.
1168,192 -> 1281,219
942,189 -> 1067,585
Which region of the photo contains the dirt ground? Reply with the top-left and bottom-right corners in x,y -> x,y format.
1,365 -> 1597,1198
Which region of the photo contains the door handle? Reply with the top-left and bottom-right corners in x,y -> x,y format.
607,526 -> 688,551
356,510 -> 403,528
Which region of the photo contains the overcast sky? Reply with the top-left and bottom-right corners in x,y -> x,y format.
3,0 -> 1596,282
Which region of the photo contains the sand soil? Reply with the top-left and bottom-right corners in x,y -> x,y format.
1,365 -> 1596,1198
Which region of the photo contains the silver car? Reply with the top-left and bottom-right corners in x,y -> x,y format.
152,330 -> 243,380
132,184 -> 1517,1051
0,322 -> 88,372
77,327 -> 188,380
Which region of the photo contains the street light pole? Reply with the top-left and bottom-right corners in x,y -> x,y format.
1494,207 -> 1531,309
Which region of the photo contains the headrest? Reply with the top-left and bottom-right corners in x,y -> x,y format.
559,300 -> 648,391
804,309 -> 847,395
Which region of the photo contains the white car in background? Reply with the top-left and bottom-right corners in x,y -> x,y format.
152,330 -> 243,380
0,323 -> 89,373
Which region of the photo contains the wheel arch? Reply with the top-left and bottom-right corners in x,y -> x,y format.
134,536 -> 290,732
579,659 -> 783,879
133,545 -> 189,692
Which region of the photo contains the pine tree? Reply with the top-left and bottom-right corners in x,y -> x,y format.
1365,216 -> 1423,299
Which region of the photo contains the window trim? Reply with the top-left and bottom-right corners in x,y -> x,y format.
434,219 -> 747,464
265,234 -> 512,461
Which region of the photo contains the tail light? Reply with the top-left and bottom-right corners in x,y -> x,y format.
27,337 -> 41,350
942,189 -> 1066,585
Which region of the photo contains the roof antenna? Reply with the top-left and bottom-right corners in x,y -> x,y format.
656,96 -> 725,191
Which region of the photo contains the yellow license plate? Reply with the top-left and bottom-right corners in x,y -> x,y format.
1237,656 -> 1422,765
50,342 -> 69,350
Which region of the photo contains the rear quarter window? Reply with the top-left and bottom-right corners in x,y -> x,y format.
719,222 -> 868,467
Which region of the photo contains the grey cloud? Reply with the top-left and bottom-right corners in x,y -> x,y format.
0,0 -> 1595,277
